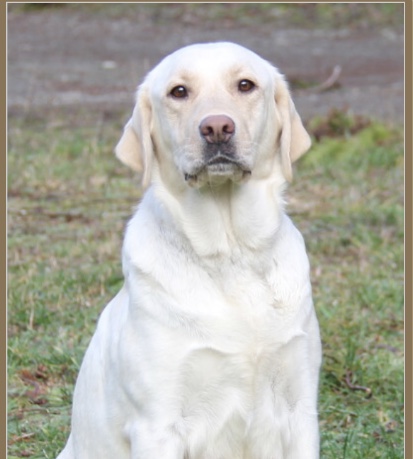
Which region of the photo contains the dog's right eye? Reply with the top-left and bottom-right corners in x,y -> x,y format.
170,85 -> 188,99
238,79 -> 256,93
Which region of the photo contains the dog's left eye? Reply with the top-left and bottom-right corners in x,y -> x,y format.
238,79 -> 256,93
170,85 -> 188,99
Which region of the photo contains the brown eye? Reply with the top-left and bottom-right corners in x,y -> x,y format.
238,79 -> 256,93
170,85 -> 188,99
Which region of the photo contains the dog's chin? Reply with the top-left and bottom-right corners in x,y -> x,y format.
184,162 -> 252,188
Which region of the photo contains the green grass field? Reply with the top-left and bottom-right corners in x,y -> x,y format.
8,103 -> 404,459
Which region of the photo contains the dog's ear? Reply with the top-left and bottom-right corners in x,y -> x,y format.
274,74 -> 311,182
115,86 -> 153,188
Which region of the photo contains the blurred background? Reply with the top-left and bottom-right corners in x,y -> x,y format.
8,3 -> 404,124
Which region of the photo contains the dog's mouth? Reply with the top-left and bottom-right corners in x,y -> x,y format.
184,156 -> 252,185
207,154 -> 237,166
183,143 -> 252,186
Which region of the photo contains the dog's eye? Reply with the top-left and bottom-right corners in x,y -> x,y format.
238,79 -> 256,93
170,85 -> 188,99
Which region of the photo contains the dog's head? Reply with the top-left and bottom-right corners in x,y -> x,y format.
116,42 -> 311,190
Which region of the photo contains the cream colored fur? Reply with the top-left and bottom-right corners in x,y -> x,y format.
57,42 -> 321,459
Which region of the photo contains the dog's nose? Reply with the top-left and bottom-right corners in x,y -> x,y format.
199,115 -> 235,144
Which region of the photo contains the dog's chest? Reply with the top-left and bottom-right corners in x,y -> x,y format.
196,241 -> 305,334
172,255 -> 304,457
126,206 -> 307,348
162,245 -> 303,399
123,206 -> 313,457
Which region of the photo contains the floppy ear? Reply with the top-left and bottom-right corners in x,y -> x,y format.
274,74 -> 311,182
115,86 -> 153,188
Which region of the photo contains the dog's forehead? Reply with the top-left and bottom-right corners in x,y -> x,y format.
146,42 -> 275,88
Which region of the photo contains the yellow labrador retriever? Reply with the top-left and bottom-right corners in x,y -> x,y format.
57,42 -> 321,459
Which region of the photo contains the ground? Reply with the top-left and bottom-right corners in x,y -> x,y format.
8,4 -> 404,125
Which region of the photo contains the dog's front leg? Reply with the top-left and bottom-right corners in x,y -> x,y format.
126,419 -> 186,459
285,408 -> 320,459
281,322 -> 321,459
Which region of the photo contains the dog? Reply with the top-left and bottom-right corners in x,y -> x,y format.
57,42 -> 322,459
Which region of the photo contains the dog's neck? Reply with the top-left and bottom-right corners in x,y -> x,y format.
149,174 -> 287,259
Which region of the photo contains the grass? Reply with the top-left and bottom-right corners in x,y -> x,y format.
7,107 -> 404,458
293,117 -> 404,458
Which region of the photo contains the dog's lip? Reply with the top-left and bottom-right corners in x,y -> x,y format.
184,154 -> 251,183
207,154 -> 238,166
184,172 -> 198,182
184,164 -> 251,183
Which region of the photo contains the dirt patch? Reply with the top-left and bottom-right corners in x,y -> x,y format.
7,4 -> 404,125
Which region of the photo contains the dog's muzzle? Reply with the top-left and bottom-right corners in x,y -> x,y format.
183,115 -> 251,185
